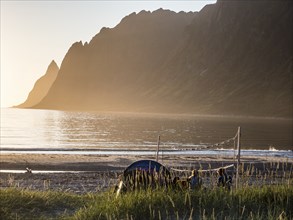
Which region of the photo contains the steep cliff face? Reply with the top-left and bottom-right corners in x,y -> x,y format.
34,1 -> 292,118
151,0 -> 293,117
16,60 -> 59,108
35,9 -> 196,111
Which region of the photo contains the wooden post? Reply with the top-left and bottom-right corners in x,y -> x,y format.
236,126 -> 241,189
233,138 -> 236,163
161,140 -> 164,163
156,135 -> 160,162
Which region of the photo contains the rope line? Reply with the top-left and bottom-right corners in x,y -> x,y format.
170,164 -> 235,173
168,129 -> 239,173
209,131 -> 238,149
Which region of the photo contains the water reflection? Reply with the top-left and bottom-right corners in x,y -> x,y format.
1,108 -> 292,150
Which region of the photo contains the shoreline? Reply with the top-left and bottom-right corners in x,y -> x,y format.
1,153 -> 292,172
7,107 -> 293,121
1,153 -> 292,194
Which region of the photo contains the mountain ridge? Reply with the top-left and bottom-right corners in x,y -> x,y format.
34,9 -> 197,111
26,1 -> 292,118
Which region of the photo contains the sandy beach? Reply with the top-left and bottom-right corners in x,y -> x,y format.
1,153 -> 292,193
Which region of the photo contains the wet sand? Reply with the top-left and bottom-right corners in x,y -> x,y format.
1,153 -> 292,193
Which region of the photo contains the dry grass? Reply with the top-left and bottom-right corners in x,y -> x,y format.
0,161 -> 292,219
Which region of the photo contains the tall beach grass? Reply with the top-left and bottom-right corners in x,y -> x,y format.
1,161 -> 292,219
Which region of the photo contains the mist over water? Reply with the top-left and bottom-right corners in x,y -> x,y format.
1,108 -> 292,152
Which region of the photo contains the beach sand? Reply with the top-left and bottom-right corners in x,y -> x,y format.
1,153 -> 292,193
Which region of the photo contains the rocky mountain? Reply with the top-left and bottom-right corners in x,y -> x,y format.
151,0 -> 293,117
32,0 -> 292,118
16,60 -> 59,108
33,9 -> 196,111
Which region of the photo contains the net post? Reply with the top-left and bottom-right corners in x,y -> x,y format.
156,135 -> 160,162
236,126 -> 241,189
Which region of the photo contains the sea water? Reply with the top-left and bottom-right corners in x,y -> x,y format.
1,108 -> 292,158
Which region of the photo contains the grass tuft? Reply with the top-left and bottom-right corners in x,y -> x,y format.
0,188 -> 86,219
1,161 -> 292,220
73,185 -> 293,220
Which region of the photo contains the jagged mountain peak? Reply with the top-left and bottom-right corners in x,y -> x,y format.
16,60 -> 59,108
48,60 -> 59,72
29,1 -> 292,118
49,59 -> 57,66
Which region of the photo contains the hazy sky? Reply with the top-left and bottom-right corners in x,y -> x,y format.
1,0 -> 215,108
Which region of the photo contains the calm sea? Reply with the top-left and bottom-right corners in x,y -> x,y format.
1,108 -> 292,158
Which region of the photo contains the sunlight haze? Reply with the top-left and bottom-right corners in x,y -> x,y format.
0,1 -> 215,108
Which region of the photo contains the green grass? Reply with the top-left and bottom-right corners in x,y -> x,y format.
74,185 -> 293,220
1,161 -> 292,219
0,188 -> 87,220
1,185 -> 292,220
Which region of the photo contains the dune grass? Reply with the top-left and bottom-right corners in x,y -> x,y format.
1,184 -> 292,220
74,185 -> 292,220
0,188 -> 87,220
1,161 -> 292,219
